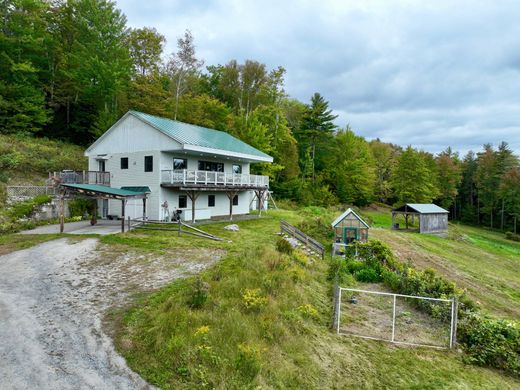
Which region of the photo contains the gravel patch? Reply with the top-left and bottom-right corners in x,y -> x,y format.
0,238 -> 223,389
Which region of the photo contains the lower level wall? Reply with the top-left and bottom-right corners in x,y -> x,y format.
99,188 -> 260,221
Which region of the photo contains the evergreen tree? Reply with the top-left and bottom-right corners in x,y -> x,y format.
476,144 -> 500,227
458,151 -> 478,223
297,92 -> 337,182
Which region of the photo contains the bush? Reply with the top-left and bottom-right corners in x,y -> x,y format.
242,288 -> 268,311
188,278 -> 209,309
7,195 -> 51,219
276,237 -> 293,255
68,198 -> 95,218
297,304 -> 319,319
291,249 -> 309,266
236,343 -> 264,379
353,267 -> 382,283
458,313 -> 520,376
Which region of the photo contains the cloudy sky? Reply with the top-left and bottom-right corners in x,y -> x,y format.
116,0 -> 520,155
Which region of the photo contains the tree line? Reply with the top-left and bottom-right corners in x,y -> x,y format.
2,0 -> 519,231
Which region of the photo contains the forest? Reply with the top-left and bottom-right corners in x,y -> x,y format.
2,0 -> 520,231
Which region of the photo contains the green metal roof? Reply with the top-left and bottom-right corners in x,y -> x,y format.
61,184 -> 148,198
121,186 -> 151,193
393,203 -> 449,214
129,110 -> 272,161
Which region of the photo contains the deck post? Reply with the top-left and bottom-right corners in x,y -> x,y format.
121,199 -> 126,233
59,192 -> 65,233
185,190 -> 199,223
91,200 -> 98,225
226,190 -> 238,221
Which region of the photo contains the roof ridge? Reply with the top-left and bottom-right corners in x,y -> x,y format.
131,110 -> 230,137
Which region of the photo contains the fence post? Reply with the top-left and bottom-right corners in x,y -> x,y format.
127,216 -> 131,231
449,297 -> 458,348
391,294 -> 397,342
333,283 -> 342,334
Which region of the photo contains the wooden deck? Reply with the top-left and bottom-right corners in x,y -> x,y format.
160,169 -> 269,189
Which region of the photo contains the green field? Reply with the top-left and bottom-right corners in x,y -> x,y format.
106,208 -> 519,389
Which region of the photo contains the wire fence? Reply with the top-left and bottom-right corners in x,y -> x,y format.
334,287 -> 457,349
6,186 -> 57,203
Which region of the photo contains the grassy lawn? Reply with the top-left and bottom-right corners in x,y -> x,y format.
361,208 -> 520,319
111,209 -> 519,389
0,233 -> 65,256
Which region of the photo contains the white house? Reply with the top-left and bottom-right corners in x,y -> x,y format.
83,110 -> 273,222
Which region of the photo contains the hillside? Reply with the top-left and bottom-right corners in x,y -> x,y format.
107,208 -> 519,389
363,207 -> 520,320
0,134 -> 86,201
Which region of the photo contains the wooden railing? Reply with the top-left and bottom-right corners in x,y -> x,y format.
161,169 -> 269,188
48,171 -> 110,186
280,220 -> 325,259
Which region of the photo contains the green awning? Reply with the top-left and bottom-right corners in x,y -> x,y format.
60,183 -> 149,199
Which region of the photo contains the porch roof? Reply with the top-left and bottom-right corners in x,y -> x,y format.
60,183 -> 149,200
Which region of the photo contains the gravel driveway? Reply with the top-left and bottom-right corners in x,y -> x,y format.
0,238 -> 223,389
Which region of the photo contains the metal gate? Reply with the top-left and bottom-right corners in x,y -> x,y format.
335,287 -> 458,349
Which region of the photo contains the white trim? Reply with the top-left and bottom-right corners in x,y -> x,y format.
182,144 -> 273,163
331,208 -> 370,228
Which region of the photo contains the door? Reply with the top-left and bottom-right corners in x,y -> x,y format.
102,199 -> 109,218
343,227 -> 359,244
98,160 -> 106,172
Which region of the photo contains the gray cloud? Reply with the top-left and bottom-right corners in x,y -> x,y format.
117,0 -> 520,155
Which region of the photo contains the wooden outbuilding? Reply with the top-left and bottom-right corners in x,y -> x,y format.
331,208 -> 369,255
391,203 -> 448,234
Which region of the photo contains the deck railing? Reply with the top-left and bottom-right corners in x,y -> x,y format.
48,171 -> 111,186
161,169 -> 269,187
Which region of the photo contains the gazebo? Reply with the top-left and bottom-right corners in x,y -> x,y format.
391,203 -> 448,234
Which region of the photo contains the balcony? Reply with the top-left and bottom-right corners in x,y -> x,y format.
161,169 -> 269,189
48,170 -> 111,186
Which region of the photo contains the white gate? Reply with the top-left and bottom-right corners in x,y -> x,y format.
335,287 -> 458,349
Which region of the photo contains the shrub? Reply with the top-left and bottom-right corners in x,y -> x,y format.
291,249 -> 309,266
345,258 -> 365,274
505,232 -> 520,242
353,267 -> 382,283
188,277 -> 209,309
242,288 -> 268,311
276,237 -> 293,255
68,198 -> 95,218
288,266 -> 305,282
297,304 -> 319,319
236,343 -> 264,379
458,313 -> 520,376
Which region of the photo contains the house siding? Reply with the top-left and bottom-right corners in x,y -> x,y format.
87,114 -> 182,155
89,150 -> 162,220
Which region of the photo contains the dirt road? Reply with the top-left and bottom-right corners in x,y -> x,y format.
0,238 -> 223,389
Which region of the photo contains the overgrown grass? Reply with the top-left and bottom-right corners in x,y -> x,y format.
114,209 -> 519,388
0,133 -> 86,184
